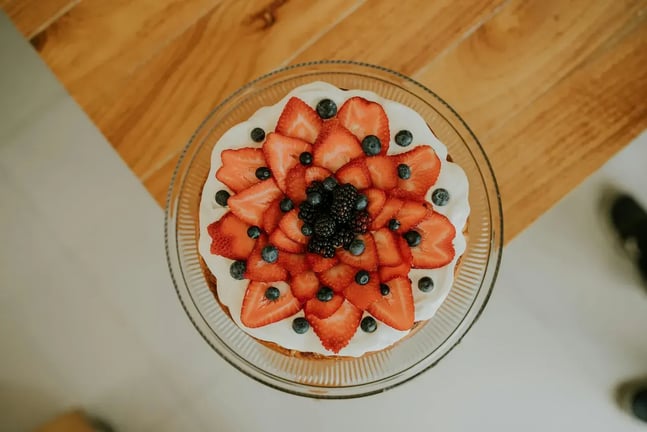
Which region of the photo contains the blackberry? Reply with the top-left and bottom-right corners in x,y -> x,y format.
331,228 -> 354,248
298,201 -> 317,224
308,236 -> 335,258
306,181 -> 326,196
330,184 -> 358,224
314,214 -> 336,238
352,211 -> 370,234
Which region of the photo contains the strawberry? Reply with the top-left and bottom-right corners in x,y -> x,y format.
306,253 -> 339,273
269,229 -> 305,253
240,281 -> 301,328
317,263 -> 357,293
335,158 -> 372,189
216,148 -> 266,193
245,235 -> 288,282
364,188 -> 386,222
372,228 -> 403,267
312,120 -> 363,172
262,198 -> 283,233
366,155 -> 397,190
305,166 -> 332,184
397,235 -> 413,265
378,261 -> 410,282
336,233 -> 378,271
396,200 -> 430,232
263,132 -> 312,192
304,294 -> 345,319
290,271 -> 320,301
278,252 -> 309,277
278,209 -> 307,244
207,212 -> 256,260
370,197 -> 403,230
275,97 -> 323,144
391,146 -> 441,199
367,277 -> 414,330
307,300 -> 362,353
337,96 -> 390,155
343,272 -> 381,310
228,179 -> 284,227
411,211 -> 456,269
285,164 -> 308,204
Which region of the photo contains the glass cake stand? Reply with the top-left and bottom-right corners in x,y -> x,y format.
165,61 -> 503,398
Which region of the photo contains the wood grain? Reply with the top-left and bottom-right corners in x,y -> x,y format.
0,0 -> 78,38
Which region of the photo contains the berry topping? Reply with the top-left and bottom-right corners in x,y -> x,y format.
366,155 -> 398,190
307,301 -> 362,353
355,194 -> 368,211
348,238 -> 365,256
360,316 -> 377,333
313,120 -> 364,172
265,286 -> 281,301
395,200 -> 429,232
305,294 -> 344,319
255,166 -> 271,180
337,233 -> 378,271
418,276 -> 434,292
306,191 -> 323,206
306,253 -> 339,272
432,188 -> 450,206
215,190 -> 230,206
278,210 -> 307,244
316,98 -> 338,119
250,127 -> 266,142
367,277 -> 414,330
380,283 -> 390,295
247,225 -> 261,239
314,215 -> 336,238
277,252 -> 309,277
344,273 -> 381,310
261,245 -> 279,263
207,212 -> 256,260
317,286 -> 335,302
244,235 -> 287,282
284,164 -> 308,204
410,212 -> 455,269
279,198 -> 294,212
397,164 -> 411,179
292,317 -> 310,334
318,263 -> 357,293
301,224 -> 313,236
276,97 -> 322,144
331,227 -> 354,248
337,96 -> 390,155
388,219 -> 401,231
352,211 -> 370,234
335,158 -> 372,190
370,197 -> 403,231
269,229 -> 305,253
305,166 -> 332,184
241,281 -> 300,328
299,151 -> 313,165
372,228 -> 403,267
361,135 -> 382,156
355,270 -> 370,285
330,183 -> 359,224
230,260 -> 246,280
263,132 -> 312,193
323,176 -> 338,191
403,230 -> 422,247
228,179 -> 283,227
307,235 -> 336,258
391,146 -> 441,199
395,130 -> 413,147
216,148 -> 266,192
290,271 -> 319,301
262,199 -> 283,233
298,201 -> 317,224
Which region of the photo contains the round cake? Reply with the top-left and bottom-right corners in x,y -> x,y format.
198,82 -> 469,357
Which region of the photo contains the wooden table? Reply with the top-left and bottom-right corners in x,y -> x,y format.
3,0 -> 646,241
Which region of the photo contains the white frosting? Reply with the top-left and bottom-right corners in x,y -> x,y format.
198,82 -> 469,357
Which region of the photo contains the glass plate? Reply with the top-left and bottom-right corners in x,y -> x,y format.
165,61 -> 503,398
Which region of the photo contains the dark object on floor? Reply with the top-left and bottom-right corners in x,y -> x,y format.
616,378 -> 647,423
609,193 -> 647,283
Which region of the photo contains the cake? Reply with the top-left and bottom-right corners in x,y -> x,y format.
198,82 -> 469,357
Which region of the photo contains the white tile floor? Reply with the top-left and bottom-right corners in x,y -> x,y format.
1,13 -> 646,431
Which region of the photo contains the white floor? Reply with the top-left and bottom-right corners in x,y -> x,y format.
1,13 -> 646,431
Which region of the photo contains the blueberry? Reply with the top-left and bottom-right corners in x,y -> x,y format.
307,191 -> 322,206
432,188 -> 450,206
349,239 -> 365,256
316,99 -> 337,119
418,276 -> 434,292
280,198 -> 294,212
250,127 -> 266,142
247,226 -> 261,239
380,283 -> 390,296
261,245 -> 278,263
264,286 -> 281,301
361,135 -> 382,156
317,286 -> 334,302
323,176 -> 338,191
255,166 -> 271,180
397,164 -> 411,179
355,194 -> 368,211
301,224 -> 313,236
299,151 -> 313,165
404,230 -> 421,247
229,260 -> 246,280
395,130 -> 413,147
355,270 -> 370,285
360,316 -> 377,333
292,317 -> 310,334
388,218 -> 401,231
215,190 -> 230,206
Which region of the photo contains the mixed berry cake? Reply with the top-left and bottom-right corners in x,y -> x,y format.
198,82 -> 469,357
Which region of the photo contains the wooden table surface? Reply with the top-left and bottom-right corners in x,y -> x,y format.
4,0 -> 646,241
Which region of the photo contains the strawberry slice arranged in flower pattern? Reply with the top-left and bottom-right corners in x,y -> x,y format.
206,94 -> 459,354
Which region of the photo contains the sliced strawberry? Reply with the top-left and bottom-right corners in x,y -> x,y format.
290,271 -> 320,302
278,252 -> 309,277
262,198 -> 283,233
278,210 -> 307,244
336,233 -> 378,271
275,97 -> 322,144
207,212 -> 256,260
364,188 -> 386,222
372,228 -> 402,267
337,96 -> 390,155
343,272 -> 381,310
318,263 -> 357,293
367,277 -> 414,330
245,235 -> 288,282
366,156 -> 397,190
240,281 -> 300,328
370,197 -> 403,230
306,253 -> 339,273
304,294 -> 345,319
307,300 -> 362,353
305,166 -> 332,184
397,235 -> 413,265
411,211 -> 456,269
391,146 -> 441,199
216,148 -> 266,193
396,200 -> 430,232
378,261 -> 410,282
312,120 -> 363,172
263,132 -> 312,192
228,179 -> 284,227
335,158 -> 372,189
269,229 -> 305,254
